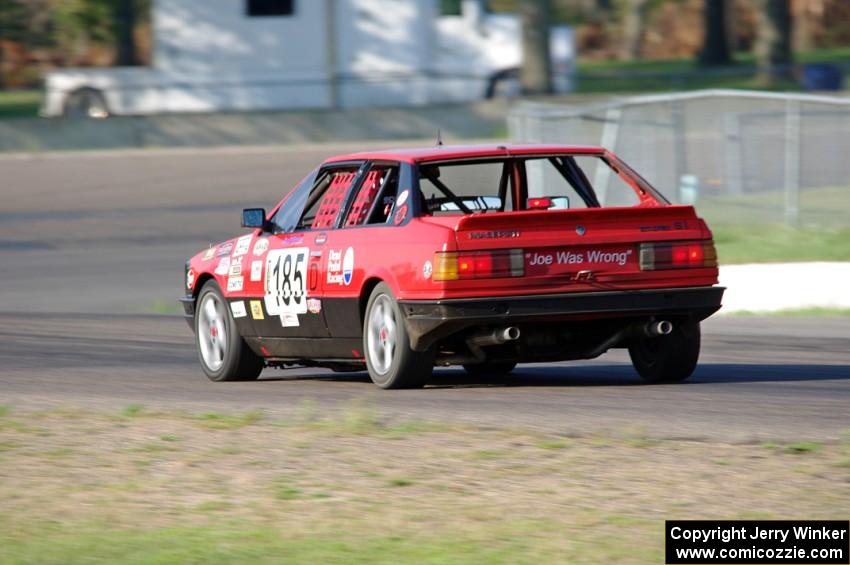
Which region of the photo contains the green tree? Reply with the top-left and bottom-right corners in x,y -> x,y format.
755,0 -> 793,83
520,0 -> 553,94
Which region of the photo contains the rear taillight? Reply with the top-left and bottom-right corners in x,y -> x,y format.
639,240 -> 717,271
433,249 -> 524,281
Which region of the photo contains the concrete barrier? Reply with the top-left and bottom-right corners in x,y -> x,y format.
718,262 -> 850,313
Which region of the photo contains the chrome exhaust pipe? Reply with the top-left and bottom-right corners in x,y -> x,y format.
447,327 -> 521,365
469,326 -> 521,348
646,320 -> 673,337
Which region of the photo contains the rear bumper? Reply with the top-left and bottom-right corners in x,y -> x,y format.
398,286 -> 724,351
179,295 -> 195,331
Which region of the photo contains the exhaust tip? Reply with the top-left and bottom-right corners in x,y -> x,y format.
653,320 -> 673,336
503,326 -> 521,341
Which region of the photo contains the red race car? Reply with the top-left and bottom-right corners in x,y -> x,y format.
180,144 -> 723,388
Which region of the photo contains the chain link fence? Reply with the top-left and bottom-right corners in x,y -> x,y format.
508,89 -> 850,227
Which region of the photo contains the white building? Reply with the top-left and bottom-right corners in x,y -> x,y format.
43,0 -> 574,117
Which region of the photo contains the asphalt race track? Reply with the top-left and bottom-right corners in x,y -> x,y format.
2,145 -> 849,441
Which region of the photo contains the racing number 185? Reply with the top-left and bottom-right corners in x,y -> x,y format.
265,248 -> 308,314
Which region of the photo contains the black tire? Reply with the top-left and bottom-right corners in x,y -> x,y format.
63,87 -> 110,119
194,281 -> 263,382
462,361 -> 517,377
628,322 -> 701,383
363,282 -> 434,389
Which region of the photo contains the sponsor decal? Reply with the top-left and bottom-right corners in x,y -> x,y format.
252,238 -> 269,256
396,189 -> 409,207
327,249 -> 343,285
186,268 -> 196,289
226,276 -> 244,292
422,260 -> 432,279
329,248 -> 355,285
216,242 -> 233,256
575,225 -> 586,236
314,233 -> 327,245
229,257 -> 243,277
250,260 -> 263,282
232,234 -> 252,257
393,204 -> 408,225
214,257 -> 231,276
342,247 -> 354,285
280,313 -> 300,328
230,301 -> 247,318
264,247 -> 308,315
202,247 -> 216,261
249,300 -> 264,320
282,234 -> 304,244
306,298 -> 322,314
526,248 -> 633,267
469,230 -> 520,240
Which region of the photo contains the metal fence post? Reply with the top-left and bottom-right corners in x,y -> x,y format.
783,98 -> 801,227
671,99 -> 688,203
723,113 -> 743,195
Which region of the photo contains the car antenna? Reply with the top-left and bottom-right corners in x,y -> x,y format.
436,129 -> 443,146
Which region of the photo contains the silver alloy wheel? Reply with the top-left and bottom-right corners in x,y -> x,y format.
198,292 -> 227,371
367,294 -> 397,375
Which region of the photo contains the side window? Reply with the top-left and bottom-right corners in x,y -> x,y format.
343,166 -> 399,227
295,167 -> 359,230
246,0 -> 294,17
270,167 -> 318,233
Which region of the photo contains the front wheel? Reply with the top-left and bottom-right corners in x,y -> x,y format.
195,281 -> 264,382
628,321 -> 701,383
363,283 -> 434,389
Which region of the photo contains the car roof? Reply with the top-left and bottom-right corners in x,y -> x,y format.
323,144 -> 605,164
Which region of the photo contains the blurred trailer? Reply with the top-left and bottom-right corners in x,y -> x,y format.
42,0 -> 574,117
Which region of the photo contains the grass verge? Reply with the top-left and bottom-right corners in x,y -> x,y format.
1,405 -> 848,563
711,224 -> 850,264
0,90 -> 42,119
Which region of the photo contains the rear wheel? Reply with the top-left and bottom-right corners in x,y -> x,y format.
64,87 -> 110,118
363,283 -> 434,389
195,281 -> 263,382
628,322 -> 700,383
463,361 -> 517,377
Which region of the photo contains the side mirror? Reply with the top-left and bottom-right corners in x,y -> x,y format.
242,208 -> 267,230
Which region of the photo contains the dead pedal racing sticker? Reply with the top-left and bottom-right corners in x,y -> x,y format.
327,247 -> 354,286
264,247 -> 308,315
230,301 -> 247,318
